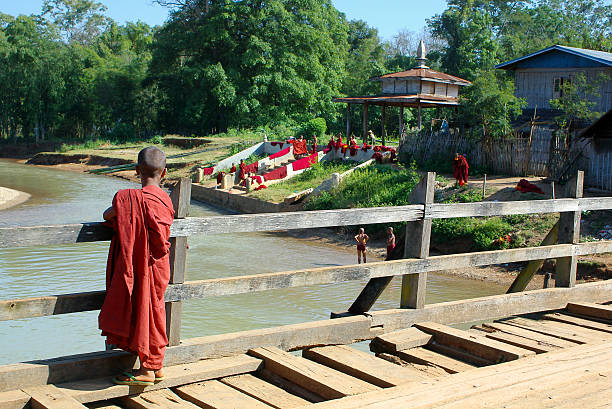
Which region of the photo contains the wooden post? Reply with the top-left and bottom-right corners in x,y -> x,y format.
362,103 -> 369,143
399,106 -> 404,137
482,174 -> 487,200
417,104 -> 422,131
400,172 -> 435,309
555,171 -> 583,288
346,172 -> 435,314
346,104 -> 351,138
381,106 -> 387,146
551,182 -> 555,199
166,178 -> 191,346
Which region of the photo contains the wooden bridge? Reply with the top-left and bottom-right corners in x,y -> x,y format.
0,171 -> 610,408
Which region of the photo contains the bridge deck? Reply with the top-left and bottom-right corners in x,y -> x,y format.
3,301 -> 610,409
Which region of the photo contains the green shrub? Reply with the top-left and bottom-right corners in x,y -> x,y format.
109,123 -> 135,141
300,118 -> 327,139
148,135 -> 164,145
472,218 -> 513,249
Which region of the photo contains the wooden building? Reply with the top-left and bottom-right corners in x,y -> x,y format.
496,45 -> 612,115
333,40 -> 471,142
577,108 -> 612,191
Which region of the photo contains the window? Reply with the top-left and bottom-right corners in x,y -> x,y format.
553,76 -> 572,98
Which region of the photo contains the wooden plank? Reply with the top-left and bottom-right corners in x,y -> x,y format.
395,347 -> 475,374
0,389 -> 30,409
369,280 -> 612,333
482,329 -> 561,354
175,380 -> 273,409
425,196 -> 612,219
556,171 -> 583,287
499,317 -> 600,344
58,354 -> 262,404
170,178 -> 192,219
541,311 -> 612,333
258,369 -> 325,404
481,322 -> 579,348
567,302 -> 612,320
303,338 -> 612,409
414,322 -> 535,363
426,342 -> 492,367
370,327 -> 432,354
3,242 -> 612,321
401,172 -> 435,309
248,347 -> 379,399
220,374 -> 309,409
374,354 -> 449,378
120,389 -> 200,409
23,385 -> 87,409
1,316 -> 370,394
0,205 -> 424,248
303,345 -> 426,387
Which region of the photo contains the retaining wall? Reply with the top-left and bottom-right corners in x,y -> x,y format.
191,184 -> 296,214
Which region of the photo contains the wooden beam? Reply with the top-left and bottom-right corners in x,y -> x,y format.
362,103 -> 369,143
369,280 -> 612,333
0,205 -> 424,248
0,389 -> 30,409
413,322 -> 535,363
248,347 -> 379,399
166,178 -> 191,347
120,389 -> 201,409
23,385 -> 87,409
220,374 -> 310,409
481,322 -> 579,349
401,172 -> 435,309
481,329 -> 561,354
346,104 -> 351,137
506,222 -> 558,293
566,302 -> 612,321
369,327 -> 432,354
0,316 -> 370,394
381,106 -> 386,146
395,347 -> 475,374
175,380 -> 273,409
556,171 -> 583,287
303,345 -> 426,387
3,241 -> 612,321
540,312 -> 612,333
3,196 -> 612,248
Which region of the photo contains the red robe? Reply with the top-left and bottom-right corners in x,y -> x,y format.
99,185 -> 175,370
239,162 -> 247,180
453,155 -> 469,186
230,164 -> 236,173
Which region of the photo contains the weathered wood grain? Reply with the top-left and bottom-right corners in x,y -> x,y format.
0,206 -> 424,248
425,196 -> 612,219
413,322 -> 535,363
23,385 -> 87,409
0,389 -> 30,409
175,380 -> 274,409
567,302 -> 612,320
248,347 -> 379,399
303,345 -> 426,387
120,389 -> 200,409
369,327 -> 432,354
426,342 -> 493,367
220,374 -> 310,409
541,312 -> 612,333
395,347 -> 475,374
481,322 -> 578,349
3,241 -> 612,321
481,329 -> 561,353
556,172 -> 583,288
369,280 -> 612,332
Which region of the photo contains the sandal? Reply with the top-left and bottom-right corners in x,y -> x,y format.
122,370 -> 164,383
113,373 -> 154,386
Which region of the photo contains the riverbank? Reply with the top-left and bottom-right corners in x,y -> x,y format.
0,186 -> 30,210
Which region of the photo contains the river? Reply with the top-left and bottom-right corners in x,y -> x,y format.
0,159 -> 505,365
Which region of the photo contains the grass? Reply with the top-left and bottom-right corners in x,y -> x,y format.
248,160 -> 355,203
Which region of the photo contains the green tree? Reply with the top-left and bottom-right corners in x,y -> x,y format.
41,0 -> 110,44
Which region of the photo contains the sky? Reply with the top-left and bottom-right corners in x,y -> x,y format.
1,0 -> 448,41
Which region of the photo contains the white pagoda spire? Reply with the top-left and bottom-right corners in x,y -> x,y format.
416,39 -> 429,69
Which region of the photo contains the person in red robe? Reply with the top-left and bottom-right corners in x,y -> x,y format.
311,135 -> 318,154
238,159 -> 247,181
230,163 -> 236,173
334,133 -> 343,150
386,227 -> 395,259
100,146 -> 175,386
453,153 -> 469,187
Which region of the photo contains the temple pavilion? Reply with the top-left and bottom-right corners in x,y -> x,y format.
333,40 -> 471,143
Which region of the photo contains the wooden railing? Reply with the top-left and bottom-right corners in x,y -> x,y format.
1,171 -> 611,347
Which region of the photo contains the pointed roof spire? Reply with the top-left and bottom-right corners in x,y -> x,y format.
416,39 -> 429,69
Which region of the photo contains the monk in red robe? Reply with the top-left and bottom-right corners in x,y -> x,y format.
453,153 -> 469,187
100,146 -> 175,386
311,135 -> 318,154
230,163 -> 236,173
239,159 -> 247,181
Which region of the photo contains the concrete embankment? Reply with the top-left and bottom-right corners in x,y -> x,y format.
191,184 -> 297,214
0,186 -> 31,210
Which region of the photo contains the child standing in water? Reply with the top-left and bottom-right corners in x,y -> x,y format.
355,227 -> 369,264
386,227 -> 396,259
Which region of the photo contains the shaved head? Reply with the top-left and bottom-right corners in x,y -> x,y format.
138,146 -> 167,178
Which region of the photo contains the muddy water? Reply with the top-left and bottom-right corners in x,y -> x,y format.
0,159 -> 505,365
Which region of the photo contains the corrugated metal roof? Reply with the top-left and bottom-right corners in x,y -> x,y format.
370,68 -> 471,86
496,45 -> 612,69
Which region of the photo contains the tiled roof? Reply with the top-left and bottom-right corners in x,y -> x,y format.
371,68 -> 471,86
